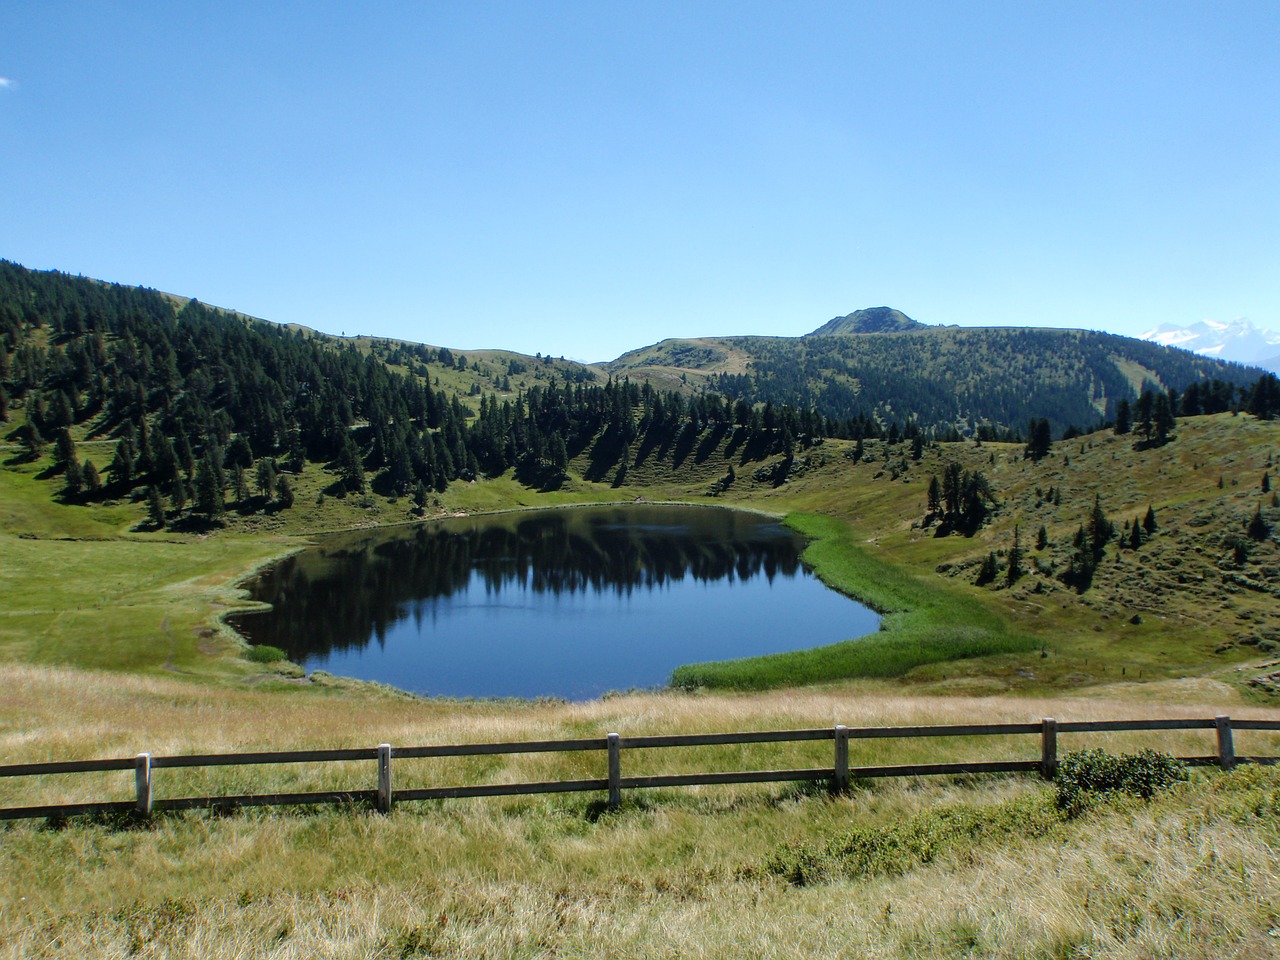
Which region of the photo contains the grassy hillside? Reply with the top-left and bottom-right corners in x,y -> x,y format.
606,326 -> 1260,436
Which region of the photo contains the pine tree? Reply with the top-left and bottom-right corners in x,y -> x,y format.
232,464 -> 248,503
1152,393 -> 1175,445
1247,504 -> 1269,541
1024,418 -> 1052,461
1035,525 -> 1048,551
21,422 -> 46,460
1142,505 -> 1157,533
54,428 -> 77,468
63,459 -> 84,498
108,436 -> 136,489
274,474 -> 294,509
170,473 -> 188,513
194,453 -> 225,519
1263,472 -> 1271,494
146,486 -> 166,528
82,459 -> 102,493
1006,526 -> 1023,586
256,458 -> 277,499
336,433 -> 366,493
976,551 -> 998,586
1113,398 -> 1131,435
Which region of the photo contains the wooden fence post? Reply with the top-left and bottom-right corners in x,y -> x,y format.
1215,716 -> 1235,770
377,743 -> 393,813
833,725 -> 850,794
135,753 -> 152,817
607,733 -> 621,810
1040,718 -> 1057,780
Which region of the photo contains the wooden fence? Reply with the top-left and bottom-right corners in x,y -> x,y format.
2,715 -> 1277,822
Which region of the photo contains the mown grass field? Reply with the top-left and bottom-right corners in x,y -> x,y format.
3,412 -> 1280,957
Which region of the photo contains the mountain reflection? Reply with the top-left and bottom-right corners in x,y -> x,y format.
229,506 -> 806,663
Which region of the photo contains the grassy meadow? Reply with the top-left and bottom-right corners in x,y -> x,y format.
2,663 -> 1278,958
3,411 -> 1280,957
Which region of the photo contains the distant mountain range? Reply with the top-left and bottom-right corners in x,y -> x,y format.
606,310 -> 1261,436
1140,319 -> 1280,373
0,256 -> 1269,444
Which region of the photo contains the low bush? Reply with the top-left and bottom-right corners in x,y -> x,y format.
765,793 -> 1064,886
1054,748 -> 1187,815
244,644 -> 288,664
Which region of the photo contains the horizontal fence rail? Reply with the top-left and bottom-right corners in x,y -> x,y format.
1,716 -> 1277,822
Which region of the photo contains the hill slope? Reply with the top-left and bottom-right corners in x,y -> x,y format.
609,325 -> 1260,437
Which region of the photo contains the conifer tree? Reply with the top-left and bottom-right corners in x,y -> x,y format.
926,475 -> 941,515
63,459 -> 84,498
1006,526 -> 1023,586
53,427 -> 77,468
976,551 -> 998,586
1035,525 -> 1048,550
194,453 -> 225,519
1113,398 -> 1131,435
1142,505 -> 1157,533
146,486 -> 166,528
336,433 -> 366,493
1248,504 -> 1269,541
170,473 -> 188,513
256,458 -> 277,499
275,474 -> 294,509
1024,417 -> 1052,461
82,459 -> 102,493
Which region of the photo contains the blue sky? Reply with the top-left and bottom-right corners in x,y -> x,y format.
2,2 -> 1277,362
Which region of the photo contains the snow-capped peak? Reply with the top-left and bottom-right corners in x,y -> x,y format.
1139,318 -> 1280,372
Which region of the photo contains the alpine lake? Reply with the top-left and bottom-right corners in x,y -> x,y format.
228,504 -> 879,700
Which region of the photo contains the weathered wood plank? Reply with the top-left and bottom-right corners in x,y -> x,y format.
1057,719 -> 1215,733
0,800 -> 136,821
155,790 -> 377,811
151,748 -> 376,768
846,723 -> 1042,739
850,760 -> 1042,779
620,768 -> 831,789
395,779 -> 608,801
1231,719 -> 1280,731
395,738 -> 604,758
0,757 -> 134,778
620,729 -> 833,749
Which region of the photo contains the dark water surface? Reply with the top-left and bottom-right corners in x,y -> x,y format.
228,505 -> 879,699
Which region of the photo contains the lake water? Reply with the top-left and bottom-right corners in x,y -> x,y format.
227,504 -> 879,699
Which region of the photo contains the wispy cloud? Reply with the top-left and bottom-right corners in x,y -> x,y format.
0,77 -> 13,90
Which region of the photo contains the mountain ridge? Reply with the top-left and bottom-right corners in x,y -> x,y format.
807,306 -> 924,336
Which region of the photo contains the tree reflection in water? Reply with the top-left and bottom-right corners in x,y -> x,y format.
228,505 -> 876,698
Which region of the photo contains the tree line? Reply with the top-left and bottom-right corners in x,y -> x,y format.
0,262 -> 822,523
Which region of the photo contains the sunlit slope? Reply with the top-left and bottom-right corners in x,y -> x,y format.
605,326 -> 1258,435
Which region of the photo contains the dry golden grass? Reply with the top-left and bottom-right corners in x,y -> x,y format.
3,763 -> 1278,958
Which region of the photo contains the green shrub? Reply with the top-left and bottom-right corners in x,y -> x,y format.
765,793 -> 1064,886
244,644 -> 288,664
1054,748 -> 1187,815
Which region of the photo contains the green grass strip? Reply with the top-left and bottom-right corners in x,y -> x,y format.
669,512 -> 1038,690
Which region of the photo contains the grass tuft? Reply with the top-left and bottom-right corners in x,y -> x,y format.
670,513 -> 1039,689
